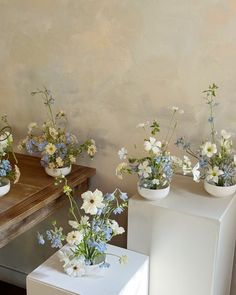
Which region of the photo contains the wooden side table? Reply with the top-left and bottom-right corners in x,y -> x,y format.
0,153 -> 96,248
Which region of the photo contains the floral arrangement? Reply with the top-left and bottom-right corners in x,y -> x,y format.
18,88 -> 96,169
176,84 -> 236,187
116,107 -> 189,189
0,115 -> 20,185
37,180 -> 128,277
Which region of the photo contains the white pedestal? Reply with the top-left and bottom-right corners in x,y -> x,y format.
27,244 -> 149,295
128,175 -> 236,295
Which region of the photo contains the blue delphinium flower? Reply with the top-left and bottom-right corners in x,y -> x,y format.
51,234 -> 63,248
104,193 -> 115,202
113,207 -> 123,215
88,240 -> 107,253
37,141 -> 47,152
37,232 -> 45,245
25,139 -> 34,153
208,116 -> 214,123
102,226 -> 113,240
99,261 -> 110,268
119,192 -> 128,201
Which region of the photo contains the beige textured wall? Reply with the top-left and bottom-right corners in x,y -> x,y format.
0,0 -> 236,291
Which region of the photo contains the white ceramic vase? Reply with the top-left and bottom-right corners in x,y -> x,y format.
137,183 -> 170,200
83,262 -> 104,276
45,165 -> 72,177
0,178 -> 10,197
204,180 -> 236,198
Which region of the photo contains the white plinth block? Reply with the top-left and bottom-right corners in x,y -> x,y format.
27,244 -> 149,295
128,176 -> 236,295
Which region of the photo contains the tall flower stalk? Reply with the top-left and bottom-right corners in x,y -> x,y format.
38,178 -> 128,276
19,88 -> 97,169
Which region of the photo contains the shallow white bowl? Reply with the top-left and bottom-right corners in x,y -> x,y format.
45,165 -> 72,177
204,180 -> 236,198
137,184 -> 170,200
0,178 -> 10,197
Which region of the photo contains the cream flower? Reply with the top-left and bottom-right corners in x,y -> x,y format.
69,154 -> 76,163
80,216 -> 90,226
66,230 -> 83,245
81,189 -> 105,215
144,137 -> 162,154
68,220 -> 80,229
202,142 -> 217,158
118,147 -> 128,160
45,143 -> 57,155
49,127 -> 58,139
28,122 -> 37,133
206,166 -> 224,184
56,157 -> 64,167
116,162 -> 128,179
152,179 -> 160,185
221,130 -> 231,140
119,255 -> 128,265
87,145 -> 97,156
110,220 -> 125,235
14,165 -> 21,184
138,160 -> 152,178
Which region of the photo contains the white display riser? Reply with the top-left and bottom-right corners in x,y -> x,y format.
128,176 -> 236,295
27,244 -> 149,295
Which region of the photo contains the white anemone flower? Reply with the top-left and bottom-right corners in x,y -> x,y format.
152,179 -> 160,185
45,143 -> 57,155
202,141 -> 217,158
221,130 -> 231,140
192,163 -> 201,182
66,230 -> 83,245
110,220 -> 125,235
64,258 -> 86,277
118,147 -> 128,160
206,166 -> 224,184
138,160 -> 152,178
81,189 -> 104,215
144,137 -> 162,154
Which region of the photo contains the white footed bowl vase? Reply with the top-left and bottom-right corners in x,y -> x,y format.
137,184 -> 170,200
0,178 -> 10,197
45,165 -> 72,177
204,180 -> 236,198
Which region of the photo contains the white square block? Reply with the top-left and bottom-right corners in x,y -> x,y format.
27,244 -> 149,295
128,176 -> 236,295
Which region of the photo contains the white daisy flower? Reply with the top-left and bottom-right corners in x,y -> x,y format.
138,160 -> 152,178
66,230 -> 83,245
206,166 -> 224,184
81,189 -> 104,215
63,258 -> 85,277
45,143 -> 57,155
202,142 -> 217,158
110,220 -> 125,235
144,137 -> 162,154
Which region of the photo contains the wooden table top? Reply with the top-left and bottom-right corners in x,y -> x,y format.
0,153 -> 96,248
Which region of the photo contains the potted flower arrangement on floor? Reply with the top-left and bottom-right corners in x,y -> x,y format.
18,88 -> 97,177
176,83 -> 236,197
116,107 -> 190,200
0,115 -> 20,197
37,179 -> 128,277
